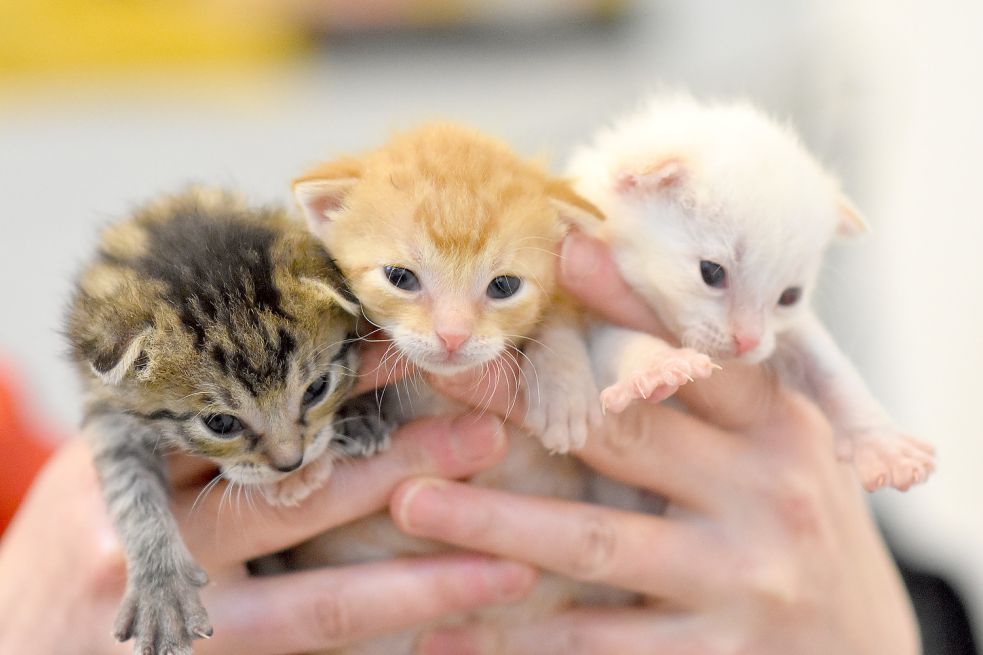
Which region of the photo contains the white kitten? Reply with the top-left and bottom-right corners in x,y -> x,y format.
568,94 -> 935,491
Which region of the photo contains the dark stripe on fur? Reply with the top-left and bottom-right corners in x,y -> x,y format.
124,409 -> 195,422
133,205 -> 289,346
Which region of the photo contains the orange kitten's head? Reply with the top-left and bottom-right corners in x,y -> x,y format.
294,123 -> 603,375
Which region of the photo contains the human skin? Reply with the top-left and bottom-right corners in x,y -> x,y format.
0,384 -> 536,655
0,231 -> 920,655
396,231 -> 921,655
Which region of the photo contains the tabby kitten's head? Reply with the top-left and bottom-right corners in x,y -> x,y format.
67,190 -> 361,485
293,123 -> 604,375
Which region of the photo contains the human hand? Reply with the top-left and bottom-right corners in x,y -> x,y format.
388,231 -> 920,654
0,367 -> 535,655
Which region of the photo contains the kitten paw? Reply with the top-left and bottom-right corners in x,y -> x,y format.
113,568 -> 211,655
599,347 -> 717,414
843,429 -> 936,492
262,454 -> 335,507
331,392 -> 394,458
524,358 -> 602,455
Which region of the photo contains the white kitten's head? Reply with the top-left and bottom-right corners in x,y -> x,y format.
569,95 -> 868,362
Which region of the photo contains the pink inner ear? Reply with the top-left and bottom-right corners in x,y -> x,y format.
614,159 -> 684,194
296,183 -> 350,227
615,171 -> 641,193
306,194 -> 344,223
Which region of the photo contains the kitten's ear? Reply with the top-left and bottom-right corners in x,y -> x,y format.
547,179 -> 606,232
292,158 -> 363,230
300,275 -> 360,317
615,157 -> 685,194
87,327 -> 153,386
836,196 -> 871,238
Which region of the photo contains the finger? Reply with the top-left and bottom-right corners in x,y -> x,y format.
197,555 -> 537,655
431,366 -> 748,509
391,479 -> 726,602
558,231 -> 666,335
166,452 -> 219,488
353,336 -> 414,395
580,402 -> 746,510
419,609 -> 708,655
178,414 -> 508,567
673,359 -> 783,431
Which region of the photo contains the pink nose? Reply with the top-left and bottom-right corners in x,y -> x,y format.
437,330 -> 470,354
733,334 -> 760,356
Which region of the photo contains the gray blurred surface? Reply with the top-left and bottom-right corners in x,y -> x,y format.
1,0 -> 980,640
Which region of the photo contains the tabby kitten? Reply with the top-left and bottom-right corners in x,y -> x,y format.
66,189 -> 378,655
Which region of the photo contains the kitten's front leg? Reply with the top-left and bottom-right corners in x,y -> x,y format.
592,324 -> 717,414
776,312 -> 935,491
522,314 -> 601,453
87,412 -> 211,655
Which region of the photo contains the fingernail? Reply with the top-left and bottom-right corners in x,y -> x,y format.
449,415 -> 506,464
394,478 -> 449,534
418,626 -> 491,655
484,560 -> 537,602
560,230 -> 602,282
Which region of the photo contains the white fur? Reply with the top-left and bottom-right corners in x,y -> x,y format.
571,95 -> 934,491
568,95 -> 842,362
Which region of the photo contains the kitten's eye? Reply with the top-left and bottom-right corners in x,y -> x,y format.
383,266 -> 420,291
302,374 -> 330,407
487,275 -> 522,299
778,287 -> 803,306
203,414 -> 243,436
700,260 -> 727,288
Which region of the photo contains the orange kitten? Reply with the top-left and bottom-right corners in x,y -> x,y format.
287,124 -> 628,654
294,122 -> 605,451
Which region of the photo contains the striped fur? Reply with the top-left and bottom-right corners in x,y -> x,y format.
66,189 -> 367,655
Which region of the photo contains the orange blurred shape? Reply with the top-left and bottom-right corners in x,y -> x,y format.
0,361 -> 57,537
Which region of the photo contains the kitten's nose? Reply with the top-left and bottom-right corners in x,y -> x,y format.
272,456 -> 303,473
733,334 -> 760,356
437,329 -> 470,354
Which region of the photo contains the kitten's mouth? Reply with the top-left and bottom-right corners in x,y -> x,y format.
415,356 -> 483,376
413,349 -> 502,376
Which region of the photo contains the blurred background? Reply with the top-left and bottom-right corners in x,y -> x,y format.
0,1 -> 980,651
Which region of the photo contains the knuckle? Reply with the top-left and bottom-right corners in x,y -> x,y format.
733,553 -> 796,609
566,513 -> 619,580
309,592 -> 354,645
756,470 -> 826,542
728,545 -> 816,621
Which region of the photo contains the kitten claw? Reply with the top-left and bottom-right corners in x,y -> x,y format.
115,564 -> 211,655
600,347 -> 716,414
845,427 -> 935,492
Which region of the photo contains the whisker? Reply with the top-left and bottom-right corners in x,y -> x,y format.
188,473 -> 223,518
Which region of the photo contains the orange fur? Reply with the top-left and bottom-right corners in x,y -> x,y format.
294,123 -> 603,369
287,124 -> 631,655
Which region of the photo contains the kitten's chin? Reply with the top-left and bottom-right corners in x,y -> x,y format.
737,347 -> 773,364
221,464 -> 286,486
413,357 -> 487,376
